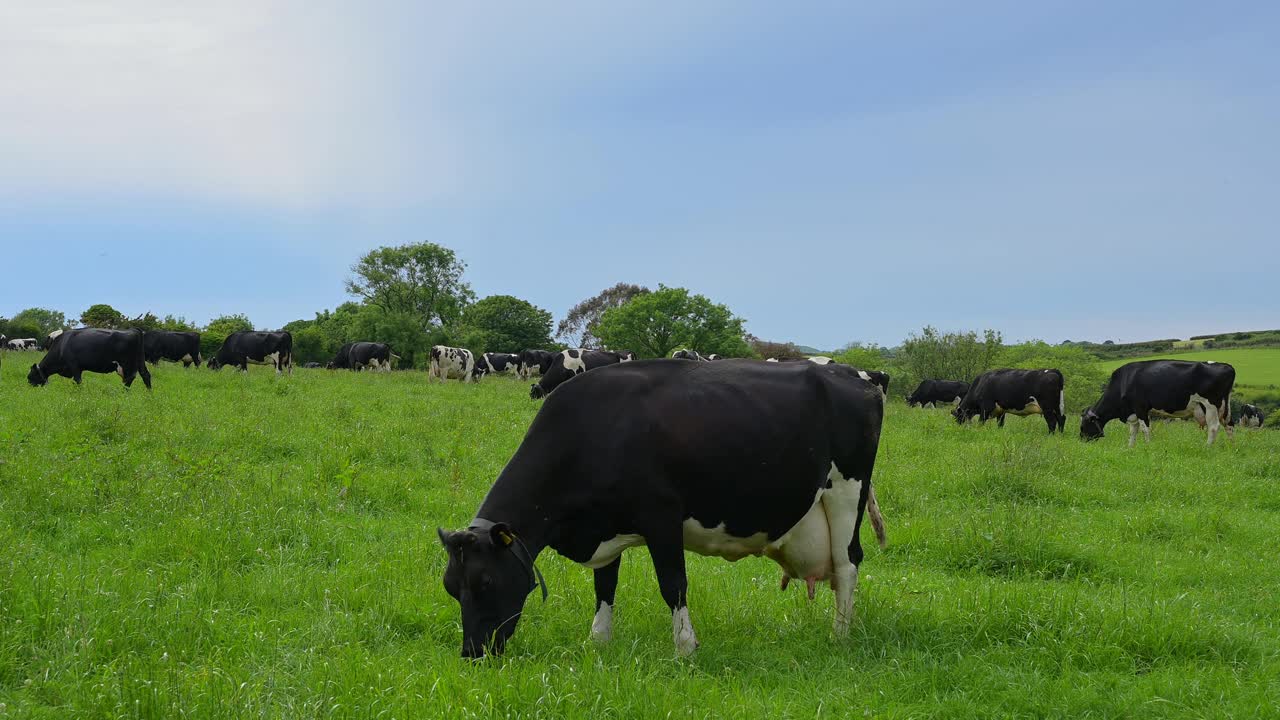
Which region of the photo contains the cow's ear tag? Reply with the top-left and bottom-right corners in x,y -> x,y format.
498,531 -> 514,546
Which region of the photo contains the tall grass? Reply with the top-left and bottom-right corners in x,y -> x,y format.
1,357 -> 1278,718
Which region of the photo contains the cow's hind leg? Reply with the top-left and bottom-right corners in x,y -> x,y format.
822,462 -> 866,638
642,521 -> 696,655
138,363 -> 152,390
1201,398 -> 1222,446
591,556 -> 622,643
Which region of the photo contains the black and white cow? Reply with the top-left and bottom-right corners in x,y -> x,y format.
1239,404 -> 1267,429
329,342 -> 396,371
475,352 -> 521,379
1081,360 -> 1236,446
207,331 -> 293,374
143,330 -> 202,367
671,349 -> 708,361
303,362 -> 323,369
27,328 -> 151,389
430,345 -> 477,382
529,349 -> 633,399
517,349 -> 558,380
906,380 -> 970,408
706,354 -> 723,361
439,359 -> 887,658
6,338 -> 38,351
954,368 -> 1065,433
850,368 -> 891,396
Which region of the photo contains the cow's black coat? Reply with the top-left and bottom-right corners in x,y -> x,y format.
906,379 -> 970,407
955,368 -> 1065,433
328,341 -> 394,371
28,328 -> 151,389
207,331 -> 293,373
1081,360 -> 1235,442
143,331 -> 202,367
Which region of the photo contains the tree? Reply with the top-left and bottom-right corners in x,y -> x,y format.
345,242 -> 475,331
833,342 -> 889,369
557,283 -> 649,347
10,307 -> 70,336
80,304 -> 127,329
746,335 -> 802,360
894,326 -> 1003,397
201,314 -> 254,359
123,312 -> 161,331
594,285 -> 750,359
461,295 -> 554,353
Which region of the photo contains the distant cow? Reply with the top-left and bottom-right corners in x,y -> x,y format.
955,368 -> 1065,433
143,330 -> 202,367
517,349 -> 558,380
6,338 -> 38,351
706,354 -> 722,361
207,331 -> 293,374
303,362 -> 323,369
1239,404 -> 1266,429
849,368 -> 891,396
476,352 -> 521,379
906,380 -> 970,408
530,349 -> 633,399
671,349 -> 708,361
27,328 -> 151,389
430,345 -> 477,382
1081,360 -> 1236,446
329,342 -> 396,372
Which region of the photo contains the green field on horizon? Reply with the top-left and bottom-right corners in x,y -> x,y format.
2,355 -> 1279,717
1096,348 -> 1280,387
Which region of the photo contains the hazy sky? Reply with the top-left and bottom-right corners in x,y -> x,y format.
2,2 -> 1276,349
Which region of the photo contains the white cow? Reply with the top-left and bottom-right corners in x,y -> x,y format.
429,345 -> 477,383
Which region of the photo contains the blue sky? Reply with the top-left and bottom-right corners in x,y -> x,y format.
2,2 -> 1276,349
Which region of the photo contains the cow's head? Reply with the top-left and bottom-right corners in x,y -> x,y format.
1079,409 -> 1105,440
529,384 -> 546,400
206,358 -> 223,370
27,364 -> 47,386
952,404 -> 975,424
905,394 -> 919,407
438,523 -> 544,659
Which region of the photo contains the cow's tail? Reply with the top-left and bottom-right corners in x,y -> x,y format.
867,484 -> 886,549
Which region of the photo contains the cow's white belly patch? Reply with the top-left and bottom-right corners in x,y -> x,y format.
997,396 -> 1043,416
1150,393 -> 1210,420
681,521 -> 773,561
581,534 -> 645,569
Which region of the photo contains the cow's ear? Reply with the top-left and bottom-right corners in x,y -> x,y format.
489,522 -> 515,547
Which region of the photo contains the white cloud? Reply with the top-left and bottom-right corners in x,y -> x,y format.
0,1 -> 460,207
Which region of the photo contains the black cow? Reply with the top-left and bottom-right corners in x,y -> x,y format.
27,328 -> 151,389
1239,404 -> 1267,429
529,349 -> 633,399
517,349 -> 558,380
207,331 -> 293,374
671,349 -> 707,361
954,368 -> 1065,433
1081,360 -> 1236,446
476,352 -> 521,378
906,380 -> 970,408
143,330 -> 202,367
439,359 -> 887,658
328,342 -> 396,371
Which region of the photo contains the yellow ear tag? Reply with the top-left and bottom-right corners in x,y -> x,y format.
498,531 -> 514,546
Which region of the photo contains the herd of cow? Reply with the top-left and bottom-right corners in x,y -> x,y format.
4,326 -> 1268,660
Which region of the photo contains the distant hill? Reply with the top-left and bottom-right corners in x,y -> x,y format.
1067,330 -> 1280,361
794,345 -> 824,355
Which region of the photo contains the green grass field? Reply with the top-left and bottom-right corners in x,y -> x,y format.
2,354 -> 1279,718
1097,349 -> 1280,387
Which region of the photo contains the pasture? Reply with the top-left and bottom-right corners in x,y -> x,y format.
1,356 -> 1279,718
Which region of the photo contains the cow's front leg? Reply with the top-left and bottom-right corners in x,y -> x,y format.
645,525 -> 696,655
591,556 -> 622,643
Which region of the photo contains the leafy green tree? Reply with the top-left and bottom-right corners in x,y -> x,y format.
159,315 -> 198,332
201,314 -> 254,358
833,342 -> 890,369
556,283 -> 649,347
746,335 -> 800,360
11,307 -> 70,336
123,311 -> 162,331
80,304 -> 127,328
292,327 -> 330,365
594,285 -> 750,359
345,242 -> 474,331
461,295 -> 554,353
895,326 -> 1003,395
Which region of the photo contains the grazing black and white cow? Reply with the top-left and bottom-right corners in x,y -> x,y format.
27,328 -> 151,389
1081,360 -> 1236,446
954,368 -> 1065,433
671,349 -> 708,361
439,359 -> 887,658
6,338 -> 38,351
207,331 -> 293,374
906,380 -> 970,408
706,354 -> 722,361
430,345 -> 477,382
475,352 -> 521,379
329,342 -> 396,372
143,330 -> 202,367
529,349 -> 633,399
1239,404 -> 1267,429
516,349 -> 557,380
849,368 -> 891,396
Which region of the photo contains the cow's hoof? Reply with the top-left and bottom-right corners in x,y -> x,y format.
590,601 -> 613,644
672,607 -> 698,656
